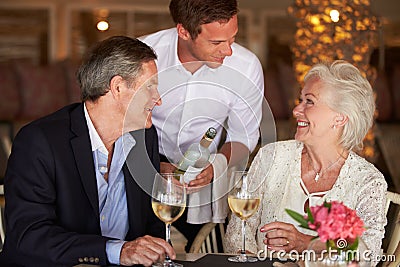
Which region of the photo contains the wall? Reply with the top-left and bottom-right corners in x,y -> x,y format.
1,0 -> 399,68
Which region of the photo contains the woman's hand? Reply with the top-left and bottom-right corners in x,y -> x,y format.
260,221 -> 314,252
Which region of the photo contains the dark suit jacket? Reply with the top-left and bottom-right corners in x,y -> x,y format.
0,103 -> 164,266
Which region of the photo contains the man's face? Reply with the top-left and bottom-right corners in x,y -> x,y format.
124,60 -> 161,131
183,15 -> 238,68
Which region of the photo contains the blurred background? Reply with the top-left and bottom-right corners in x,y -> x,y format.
0,0 -> 399,68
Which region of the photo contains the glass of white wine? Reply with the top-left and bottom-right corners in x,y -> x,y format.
152,173 -> 186,267
227,171 -> 260,263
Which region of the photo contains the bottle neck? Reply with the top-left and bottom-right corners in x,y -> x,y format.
199,138 -> 212,148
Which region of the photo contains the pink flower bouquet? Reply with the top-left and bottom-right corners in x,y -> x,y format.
286,201 -> 365,252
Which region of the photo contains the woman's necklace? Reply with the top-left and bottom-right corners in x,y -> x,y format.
306,152 -> 342,182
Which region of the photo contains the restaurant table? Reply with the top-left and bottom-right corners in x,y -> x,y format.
76,253 -> 299,267
175,253 -> 297,267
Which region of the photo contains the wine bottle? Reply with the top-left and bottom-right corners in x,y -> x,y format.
175,127 -> 217,184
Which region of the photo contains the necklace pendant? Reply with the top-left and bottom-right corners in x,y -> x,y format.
314,172 -> 320,182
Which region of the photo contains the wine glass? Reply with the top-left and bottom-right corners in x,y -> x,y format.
152,173 -> 186,267
227,171 -> 260,263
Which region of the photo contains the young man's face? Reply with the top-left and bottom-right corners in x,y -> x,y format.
182,15 -> 238,68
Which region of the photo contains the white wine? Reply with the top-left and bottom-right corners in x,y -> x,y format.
175,127 -> 217,183
228,196 -> 260,220
152,201 -> 185,224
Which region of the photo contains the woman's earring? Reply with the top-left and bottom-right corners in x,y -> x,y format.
333,125 -> 336,130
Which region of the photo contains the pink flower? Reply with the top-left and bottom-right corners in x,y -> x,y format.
307,205 -> 328,230
310,201 -> 365,243
301,201 -> 364,243
286,201 -> 365,254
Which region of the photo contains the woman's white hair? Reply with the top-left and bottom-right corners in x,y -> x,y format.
304,60 -> 375,151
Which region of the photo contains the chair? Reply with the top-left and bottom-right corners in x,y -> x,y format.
0,128 -> 9,250
376,123 -> 400,192
0,126 -> 12,182
0,184 -> 4,249
382,191 -> 400,267
189,222 -> 226,253
0,135 -> 11,157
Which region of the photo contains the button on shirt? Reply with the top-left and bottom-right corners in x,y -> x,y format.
141,28 -> 264,163
84,105 -> 136,265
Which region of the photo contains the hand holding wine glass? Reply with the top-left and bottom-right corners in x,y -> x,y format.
152,173 -> 186,267
227,171 -> 260,263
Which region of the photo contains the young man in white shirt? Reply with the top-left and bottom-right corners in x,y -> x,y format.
141,0 -> 264,251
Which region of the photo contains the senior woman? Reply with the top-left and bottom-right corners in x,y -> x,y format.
225,60 -> 387,266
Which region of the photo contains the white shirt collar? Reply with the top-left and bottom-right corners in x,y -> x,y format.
171,30 -> 181,70
84,103 -> 108,155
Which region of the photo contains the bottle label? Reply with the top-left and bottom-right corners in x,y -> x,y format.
181,166 -> 203,184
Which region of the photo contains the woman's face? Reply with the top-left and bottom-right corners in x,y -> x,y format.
292,78 -> 338,146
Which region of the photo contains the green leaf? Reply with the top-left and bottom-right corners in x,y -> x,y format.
306,207 -> 314,224
285,209 -> 309,228
344,238 -> 359,262
346,237 -> 359,251
324,201 -> 332,210
327,240 -> 336,251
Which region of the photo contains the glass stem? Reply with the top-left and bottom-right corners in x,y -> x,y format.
165,223 -> 171,261
241,219 -> 246,256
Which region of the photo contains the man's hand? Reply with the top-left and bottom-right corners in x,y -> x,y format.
188,164 -> 214,187
119,235 -> 176,266
160,162 -> 176,173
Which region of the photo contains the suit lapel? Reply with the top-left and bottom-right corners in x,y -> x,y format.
124,165 -> 143,240
124,129 -> 158,239
70,104 -> 100,220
